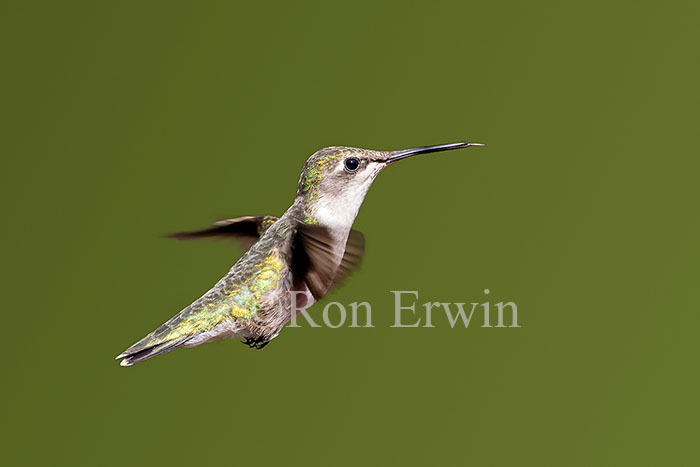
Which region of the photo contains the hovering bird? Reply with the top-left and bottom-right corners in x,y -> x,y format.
116,142 -> 483,366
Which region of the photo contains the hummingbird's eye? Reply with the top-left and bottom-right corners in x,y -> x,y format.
344,157 -> 360,173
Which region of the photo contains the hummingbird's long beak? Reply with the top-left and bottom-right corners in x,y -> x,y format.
380,142 -> 484,164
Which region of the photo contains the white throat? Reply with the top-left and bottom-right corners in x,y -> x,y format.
312,177 -> 373,237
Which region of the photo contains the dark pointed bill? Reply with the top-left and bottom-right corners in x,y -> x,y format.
380,141 -> 484,163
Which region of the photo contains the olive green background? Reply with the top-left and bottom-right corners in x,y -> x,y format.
2,1 -> 698,466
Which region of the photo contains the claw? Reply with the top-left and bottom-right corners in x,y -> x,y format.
242,336 -> 269,349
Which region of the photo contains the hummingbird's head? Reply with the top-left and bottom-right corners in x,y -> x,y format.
296,142 -> 483,228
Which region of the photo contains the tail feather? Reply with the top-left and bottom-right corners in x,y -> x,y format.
116,335 -> 191,366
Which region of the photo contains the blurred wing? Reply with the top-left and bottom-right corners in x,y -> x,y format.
292,224 -> 365,300
333,228 -> 365,288
166,215 -> 278,250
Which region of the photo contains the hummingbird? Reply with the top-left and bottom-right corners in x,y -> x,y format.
116,142 -> 483,366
